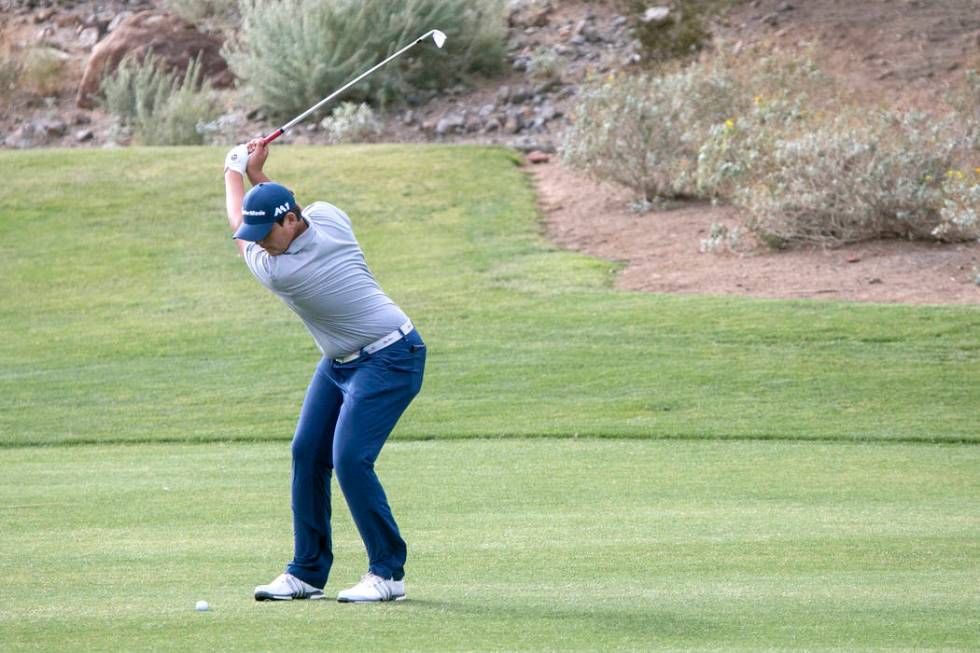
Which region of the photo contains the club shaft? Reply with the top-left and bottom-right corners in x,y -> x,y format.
261,31 -> 437,146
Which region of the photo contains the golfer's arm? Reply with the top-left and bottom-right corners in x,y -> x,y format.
224,170 -> 249,256
247,169 -> 271,185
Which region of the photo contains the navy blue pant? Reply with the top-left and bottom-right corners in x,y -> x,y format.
285,329 -> 425,588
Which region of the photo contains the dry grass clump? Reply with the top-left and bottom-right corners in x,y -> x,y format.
0,45 -> 75,108
318,102 -> 383,144
562,45 -> 980,248
99,54 -> 220,146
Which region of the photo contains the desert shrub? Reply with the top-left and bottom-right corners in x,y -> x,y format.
946,69 -> 980,158
697,60 -> 978,246
696,54 -> 828,199
99,54 -> 220,145
166,0 -> 239,32
698,222 -> 742,253
732,110 -> 969,247
936,168 -> 980,241
19,46 -> 72,96
0,50 -> 20,101
561,63 -> 742,200
615,0 -> 740,65
225,0 -> 507,121
0,46 -> 76,109
318,102 -> 382,144
565,46 -> 979,247
528,47 -> 561,87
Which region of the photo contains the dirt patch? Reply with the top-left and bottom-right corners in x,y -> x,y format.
531,160 -> 980,305
722,0 -> 980,108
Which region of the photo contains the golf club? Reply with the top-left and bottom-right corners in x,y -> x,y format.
259,29 -> 447,146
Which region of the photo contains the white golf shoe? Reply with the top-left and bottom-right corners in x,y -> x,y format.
336,572 -> 405,603
254,573 -> 325,601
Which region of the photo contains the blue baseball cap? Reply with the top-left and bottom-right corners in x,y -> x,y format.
234,182 -> 298,241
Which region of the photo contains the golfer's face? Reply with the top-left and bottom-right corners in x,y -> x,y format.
257,222 -> 290,256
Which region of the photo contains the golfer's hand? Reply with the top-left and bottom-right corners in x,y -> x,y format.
224,144 -> 249,176
246,139 -> 268,173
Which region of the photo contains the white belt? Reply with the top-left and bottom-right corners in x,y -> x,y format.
334,320 -> 414,364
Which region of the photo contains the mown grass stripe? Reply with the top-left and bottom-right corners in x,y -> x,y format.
1,145 -> 977,447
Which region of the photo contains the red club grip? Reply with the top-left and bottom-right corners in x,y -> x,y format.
260,128 -> 284,146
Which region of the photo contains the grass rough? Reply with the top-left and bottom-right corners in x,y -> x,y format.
0,145 -> 978,446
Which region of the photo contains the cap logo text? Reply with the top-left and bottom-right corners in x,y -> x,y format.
273,203 -> 291,217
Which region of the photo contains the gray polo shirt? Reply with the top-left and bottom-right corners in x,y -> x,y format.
243,201 -> 409,359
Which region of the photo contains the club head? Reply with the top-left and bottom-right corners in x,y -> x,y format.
431,30 -> 447,48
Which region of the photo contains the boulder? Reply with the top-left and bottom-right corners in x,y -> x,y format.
511,135 -> 555,154
527,150 -> 550,164
641,7 -> 671,24
435,111 -> 466,135
76,11 -> 233,109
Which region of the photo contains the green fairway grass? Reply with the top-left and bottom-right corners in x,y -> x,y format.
0,439 -> 977,652
1,146 -> 978,446
0,145 -> 977,652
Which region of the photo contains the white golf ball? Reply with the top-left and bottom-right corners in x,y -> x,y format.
195,600 -> 209,612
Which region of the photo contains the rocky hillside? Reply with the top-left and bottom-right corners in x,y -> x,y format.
1,0 -> 977,152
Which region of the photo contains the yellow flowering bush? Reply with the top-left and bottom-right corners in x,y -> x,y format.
561,60 -> 742,201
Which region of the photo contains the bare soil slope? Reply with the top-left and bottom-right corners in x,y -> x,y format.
534,0 -> 980,305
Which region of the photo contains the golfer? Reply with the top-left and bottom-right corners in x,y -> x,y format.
222,140 -> 425,602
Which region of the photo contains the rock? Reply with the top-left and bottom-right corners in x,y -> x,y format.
534,79 -> 560,95
54,14 -> 80,29
569,34 -> 586,46
402,110 -> 416,125
477,104 -> 496,119
4,122 -> 45,148
527,150 -> 550,164
536,103 -> 561,124
555,85 -> 576,100
420,119 -> 438,133
511,136 -> 555,154
504,107 -> 525,134
435,111 -> 466,135
405,94 -> 422,107
496,85 -> 511,103
613,15 -> 628,28
761,12 -> 780,26
76,27 -> 100,49
641,6 -> 671,24
72,112 -> 92,125
75,128 -> 94,142
76,11 -> 233,109
509,85 -> 531,104
508,1 -> 553,28
575,19 -> 603,43
40,118 -> 67,137
464,113 -> 483,133
107,12 -> 132,32
482,118 -> 501,133
512,56 -> 528,72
